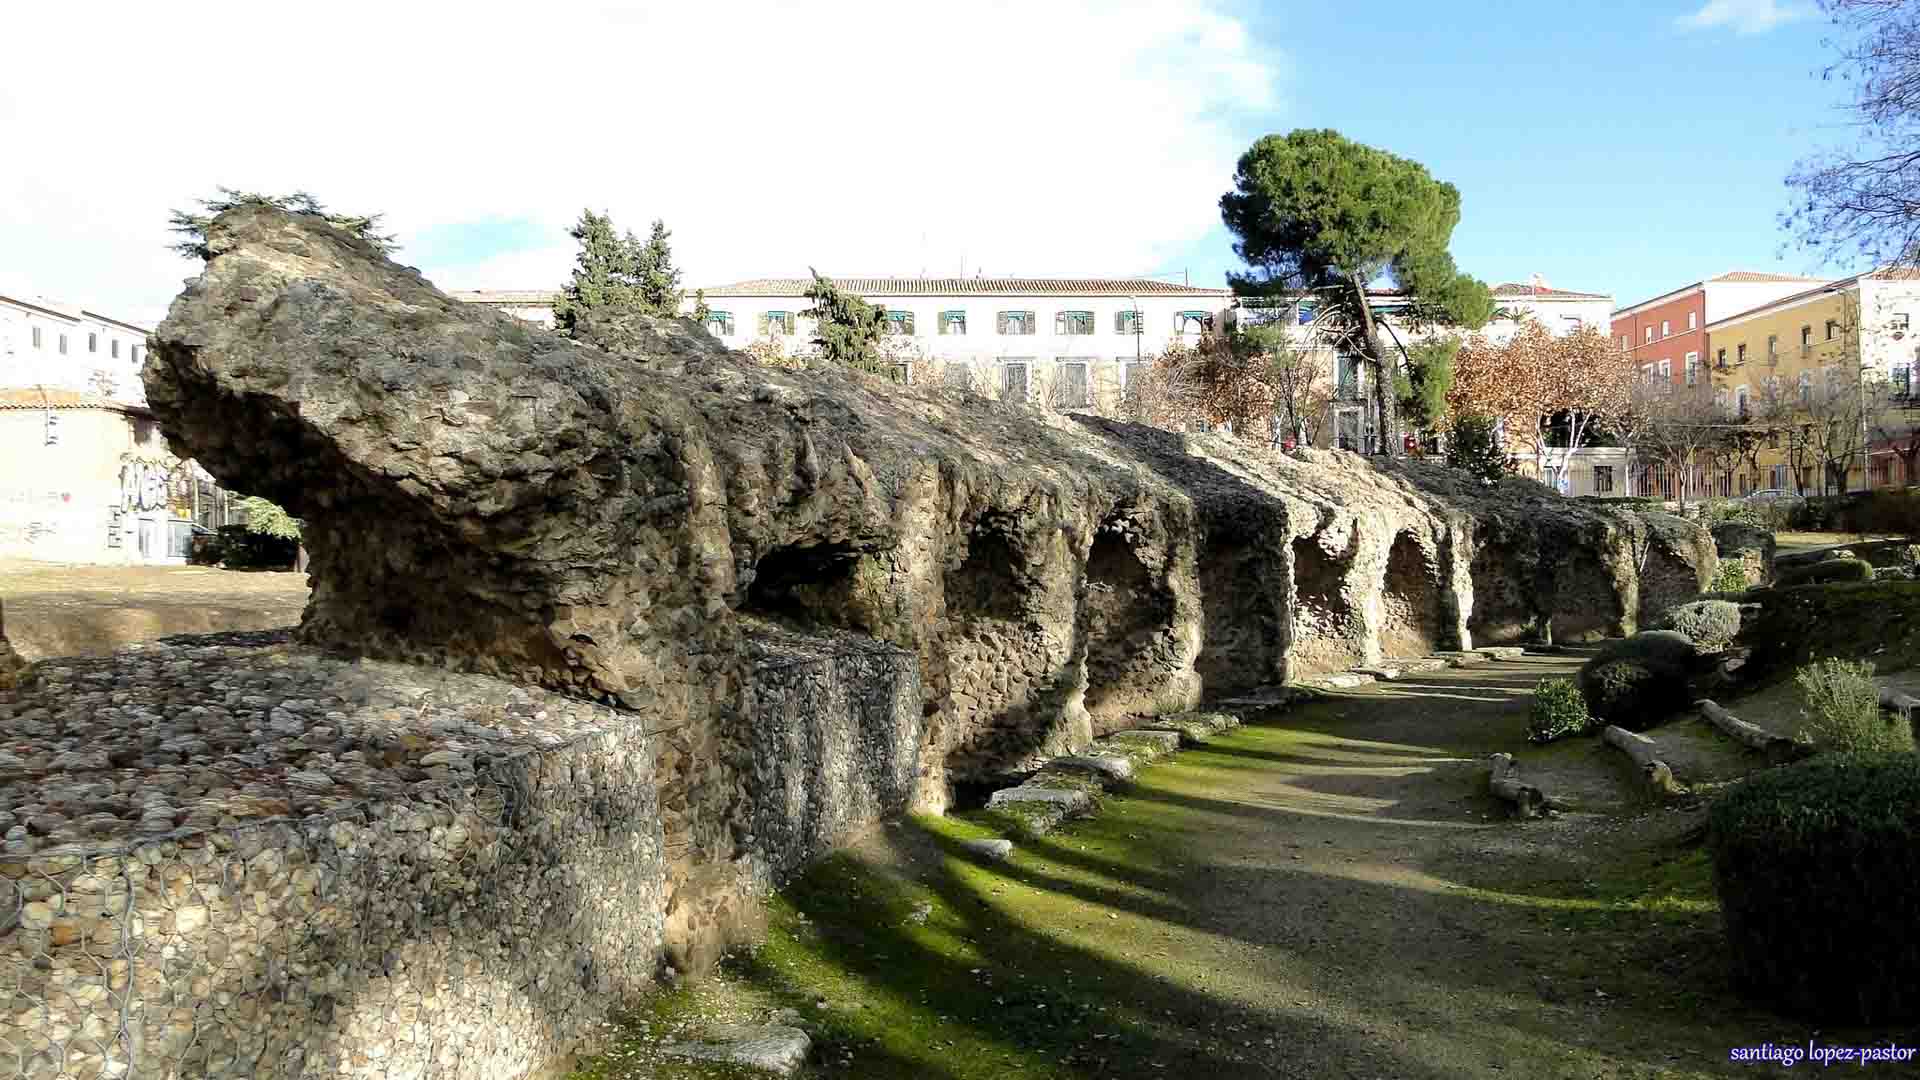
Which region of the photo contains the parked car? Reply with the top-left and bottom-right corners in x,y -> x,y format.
1742,488 -> 1806,507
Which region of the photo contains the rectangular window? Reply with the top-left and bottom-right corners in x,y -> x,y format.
1620,334 -> 1629,350
1658,358 -> 1672,380
1872,456 -> 1892,486
884,310 -> 914,335
705,311 -> 735,337
1055,310 -> 1094,335
1771,464 -> 1789,491
1893,363 -> 1913,398
759,310 -> 795,336
997,310 -> 1035,335
111,339 -> 120,359
1736,343 -> 1747,364
939,310 -> 966,335
1799,371 -> 1812,405
1801,325 -> 1812,346
31,326 -> 41,349
1687,312 -> 1697,331
1337,355 -> 1364,398
58,333 -> 67,354
1296,301 -> 1317,326
1053,360 -> 1090,408
1716,387 -> 1731,414
1115,310 -> 1143,335
1661,320 -> 1670,337
1766,334 -> 1778,362
1735,385 -> 1751,420
1645,327 -> 1654,343
131,345 -> 141,365
1894,313 -> 1911,331
888,362 -> 912,385
1000,360 -> 1031,402
88,332 -> 97,353
1333,407 -> 1365,452
1593,465 -> 1615,494
1175,310 -> 1210,335
1827,319 -> 1839,341
1767,429 -> 1779,449
1716,347 -> 1727,367
1122,359 -> 1148,394
1685,352 -> 1699,385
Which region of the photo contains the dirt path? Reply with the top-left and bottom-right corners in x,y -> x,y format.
577,655 -> 1874,1080
0,558 -> 308,659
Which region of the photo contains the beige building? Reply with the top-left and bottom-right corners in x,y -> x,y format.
1,295 -> 237,563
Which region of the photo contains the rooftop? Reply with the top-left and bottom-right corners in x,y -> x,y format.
0,388 -> 149,413
1611,271 -> 1830,317
698,277 -> 1232,298
1706,267 -> 1920,330
1488,282 -> 1610,300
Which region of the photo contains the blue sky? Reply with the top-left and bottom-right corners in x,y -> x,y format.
1154,0 -> 1862,304
0,0 -> 1871,321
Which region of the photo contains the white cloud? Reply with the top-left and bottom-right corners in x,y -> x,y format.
1675,0 -> 1816,34
0,0 -> 1284,323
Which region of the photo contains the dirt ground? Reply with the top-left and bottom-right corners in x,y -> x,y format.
0,557 -> 308,660
575,655 -> 1861,1080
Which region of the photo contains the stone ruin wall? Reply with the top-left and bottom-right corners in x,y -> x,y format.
0,206 -> 1718,1079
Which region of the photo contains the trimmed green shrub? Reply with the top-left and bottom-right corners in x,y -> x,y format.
1710,560 -> 1750,593
1776,557 -> 1873,588
1577,630 -> 1697,729
1903,544 -> 1920,572
1794,658 -> 1913,752
1527,677 -> 1591,743
1708,753 -> 1920,1022
1654,599 -> 1742,650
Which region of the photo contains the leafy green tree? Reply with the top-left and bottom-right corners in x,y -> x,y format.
169,189 -> 394,260
803,270 -> 889,373
234,495 -> 302,540
1220,130 -> 1493,455
1395,337 -> 1459,432
690,289 -> 712,325
552,209 -> 640,337
1447,412 -> 1511,486
633,219 -> 687,317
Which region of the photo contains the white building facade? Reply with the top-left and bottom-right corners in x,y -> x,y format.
0,294 -> 232,564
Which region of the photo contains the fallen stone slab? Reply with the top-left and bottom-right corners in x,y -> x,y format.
958,837 -> 1014,861
1105,729 -> 1183,754
1294,671 -> 1376,691
1478,646 -> 1527,660
1048,754 -> 1135,783
986,785 -> 1093,812
1436,651 -> 1489,667
1212,685 -> 1319,709
1141,711 -> 1237,746
661,1024 -> 811,1076
1354,666 -> 1402,681
1391,657 -> 1452,674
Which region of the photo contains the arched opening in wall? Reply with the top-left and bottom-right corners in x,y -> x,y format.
1081,529 -> 1174,715
1289,532 -> 1362,673
943,520 -> 1029,623
1194,539 -> 1281,694
1468,540 -> 1534,645
1547,557 -> 1621,643
742,541 -> 887,634
1379,532 -> 1443,658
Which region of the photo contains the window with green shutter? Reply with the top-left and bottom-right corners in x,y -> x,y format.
705,311 -> 735,336
1175,311 -> 1210,334
759,310 -> 794,336
1055,310 -> 1094,335
939,310 -> 967,335
997,311 -> 1035,335
1115,310 -> 1142,334
885,310 -> 915,335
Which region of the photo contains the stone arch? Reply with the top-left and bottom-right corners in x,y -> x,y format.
1379,532 -> 1444,658
1080,527 -> 1176,719
1289,529 -> 1363,674
1194,536 -> 1284,694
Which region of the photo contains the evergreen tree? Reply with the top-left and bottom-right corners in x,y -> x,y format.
1447,412 -> 1511,486
169,189 -> 394,260
633,219 -> 686,317
690,289 -> 711,324
1395,337 -> 1460,431
552,209 -> 641,337
803,270 -> 889,373
1220,130 -> 1492,455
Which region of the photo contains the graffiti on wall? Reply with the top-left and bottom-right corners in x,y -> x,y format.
119,459 -> 174,513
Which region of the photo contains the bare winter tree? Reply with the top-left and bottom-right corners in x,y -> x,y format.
1626,378 -> 1724,507
1785,0 -> 1920,267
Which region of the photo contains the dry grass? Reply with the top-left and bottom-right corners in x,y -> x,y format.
0,557 -> 308,660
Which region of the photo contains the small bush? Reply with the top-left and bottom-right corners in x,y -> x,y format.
1710,559 -> 1750,592
1577,630 -> 1697,728
1708,753 -> 1920,1022
1776,557 -> 1873,588
1903,544 -> 1920,572
1794,658 -> 1913,752
1655,599 -> 1742,650
1700,498 -> 1768,529
1528,677 -> 1591,743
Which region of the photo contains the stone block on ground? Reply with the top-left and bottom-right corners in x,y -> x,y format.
1436,651 -> 1489,667
958,837 -> 1014,861
987,785 -> 1093,812
1048,754 -> 1136,783
661,1024 -> 811,1076
1106,729 -> 1183,755
1294,671 -> 1376,691
1213,685 -> 1319,709
1477,646 -> 1527,660
1354,666 -> 1402,680
1390,657 -> 1452,674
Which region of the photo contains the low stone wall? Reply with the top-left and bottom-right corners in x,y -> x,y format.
1,635 -> 672,1080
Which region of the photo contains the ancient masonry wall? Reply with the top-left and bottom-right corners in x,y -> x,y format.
2,626 -> 918,1080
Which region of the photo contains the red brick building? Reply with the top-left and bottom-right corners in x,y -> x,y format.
1611,272 -> 1824,390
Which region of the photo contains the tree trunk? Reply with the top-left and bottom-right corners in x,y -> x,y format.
1601,725 -> 1686,796
1694,699 -> 1804,765
1350,278 -> 1394,456
1487,753 -> 1548,818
